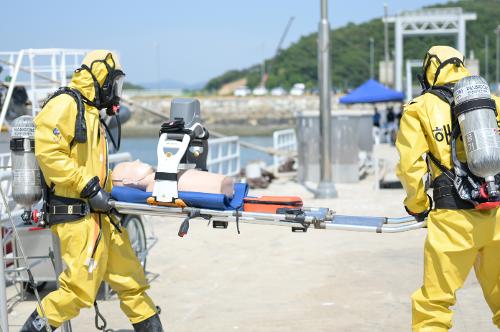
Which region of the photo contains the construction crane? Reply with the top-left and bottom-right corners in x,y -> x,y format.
260,16 -> 295,87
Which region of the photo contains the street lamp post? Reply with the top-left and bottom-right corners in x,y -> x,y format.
316,0 -> 337,198
384,3 -> 390,86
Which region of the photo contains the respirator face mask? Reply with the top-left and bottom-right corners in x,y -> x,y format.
84,54 -> 126,151
101,64 -> 125,116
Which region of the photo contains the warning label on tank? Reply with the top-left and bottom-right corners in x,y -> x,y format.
10,127 -> 34,138
13,170 -> 40,185
455,86 -> 489,104
464,129 -> 500,153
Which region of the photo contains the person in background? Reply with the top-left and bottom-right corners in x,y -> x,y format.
386,106 -> 396,144
372,106 -> 381,144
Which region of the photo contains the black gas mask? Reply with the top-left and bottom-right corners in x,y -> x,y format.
77,53 -> 125,151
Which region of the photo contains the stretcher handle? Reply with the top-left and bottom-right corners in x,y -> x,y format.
177,210 -> 200,237
178,216 -> 190,237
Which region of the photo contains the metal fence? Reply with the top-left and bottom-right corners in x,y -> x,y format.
207,136 -> 240,177
0,49 -> 89,129
272,128 -> 297,171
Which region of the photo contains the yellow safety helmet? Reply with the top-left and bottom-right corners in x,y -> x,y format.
421,45 -> 469,89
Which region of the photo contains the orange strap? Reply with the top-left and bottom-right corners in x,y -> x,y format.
147,196 -> 187,208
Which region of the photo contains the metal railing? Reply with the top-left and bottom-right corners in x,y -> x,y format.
108,152 -> 133,165
0,49 -> 89,129
207,136 -> 240,177
272,128 -> 297,171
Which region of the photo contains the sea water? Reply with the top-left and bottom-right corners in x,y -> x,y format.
119,136 -> 273,168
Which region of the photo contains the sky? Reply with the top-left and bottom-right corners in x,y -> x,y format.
1,0 -> 451,86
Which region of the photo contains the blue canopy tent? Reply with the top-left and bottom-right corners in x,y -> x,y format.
339,79 -> 404,104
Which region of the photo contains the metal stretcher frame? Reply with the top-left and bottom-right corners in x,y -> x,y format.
111,201 -> 425,233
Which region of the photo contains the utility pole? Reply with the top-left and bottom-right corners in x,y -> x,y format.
384,3 -> 390,85
370,37 -> 375,79
316,0 -> 337,198
485,34 -> 489,82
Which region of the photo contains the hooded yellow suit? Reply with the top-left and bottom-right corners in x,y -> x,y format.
33,51 -> 158,327
396,46 -> 500,331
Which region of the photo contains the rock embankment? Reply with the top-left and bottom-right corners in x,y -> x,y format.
123,96 -> 313,136
123,95 -> 375,136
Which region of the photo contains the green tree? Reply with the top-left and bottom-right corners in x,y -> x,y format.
204,0 -> 500,91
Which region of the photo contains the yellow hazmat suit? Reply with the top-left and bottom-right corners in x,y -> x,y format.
33,51 -> 158,328
396,45 -> 500,331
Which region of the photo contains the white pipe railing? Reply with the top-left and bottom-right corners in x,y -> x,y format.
272,128 -> 297,171
207,136 -> 240,177
108,152 -> 133,164
0,49 -> 89,129
0,50 -> 25,130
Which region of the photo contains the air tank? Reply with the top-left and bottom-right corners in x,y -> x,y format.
10,115 -> 42,208
453,76 -> 500,195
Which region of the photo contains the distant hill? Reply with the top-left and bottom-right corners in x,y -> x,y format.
205,0 -> 500,91
123,81 -> 144,90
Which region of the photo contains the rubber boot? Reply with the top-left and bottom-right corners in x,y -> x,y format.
20,310 -> 57,331
132,314 -> 164,332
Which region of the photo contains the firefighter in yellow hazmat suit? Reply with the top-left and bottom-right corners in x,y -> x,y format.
396,45 -> 500,331
21,51 -> 163,331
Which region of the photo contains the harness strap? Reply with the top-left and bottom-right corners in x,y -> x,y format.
427,152 -> 455,181
426,85 -> 454,105
154,172 -> 178,181
46,195 -> 90,225
433,185 -> 455,198
432,174 -> 475,210
50,204 -> 89,216
10,138 -> 35,152
454,98 -> 497,117
42,87 -> 87,143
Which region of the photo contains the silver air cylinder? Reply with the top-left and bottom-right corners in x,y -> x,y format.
10,115 -> 42,208
453,76 -> 500,196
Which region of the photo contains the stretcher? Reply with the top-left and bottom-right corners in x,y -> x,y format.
110,184 -> 424,234
110,200 -> 425,234
106,100 -> 425,235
